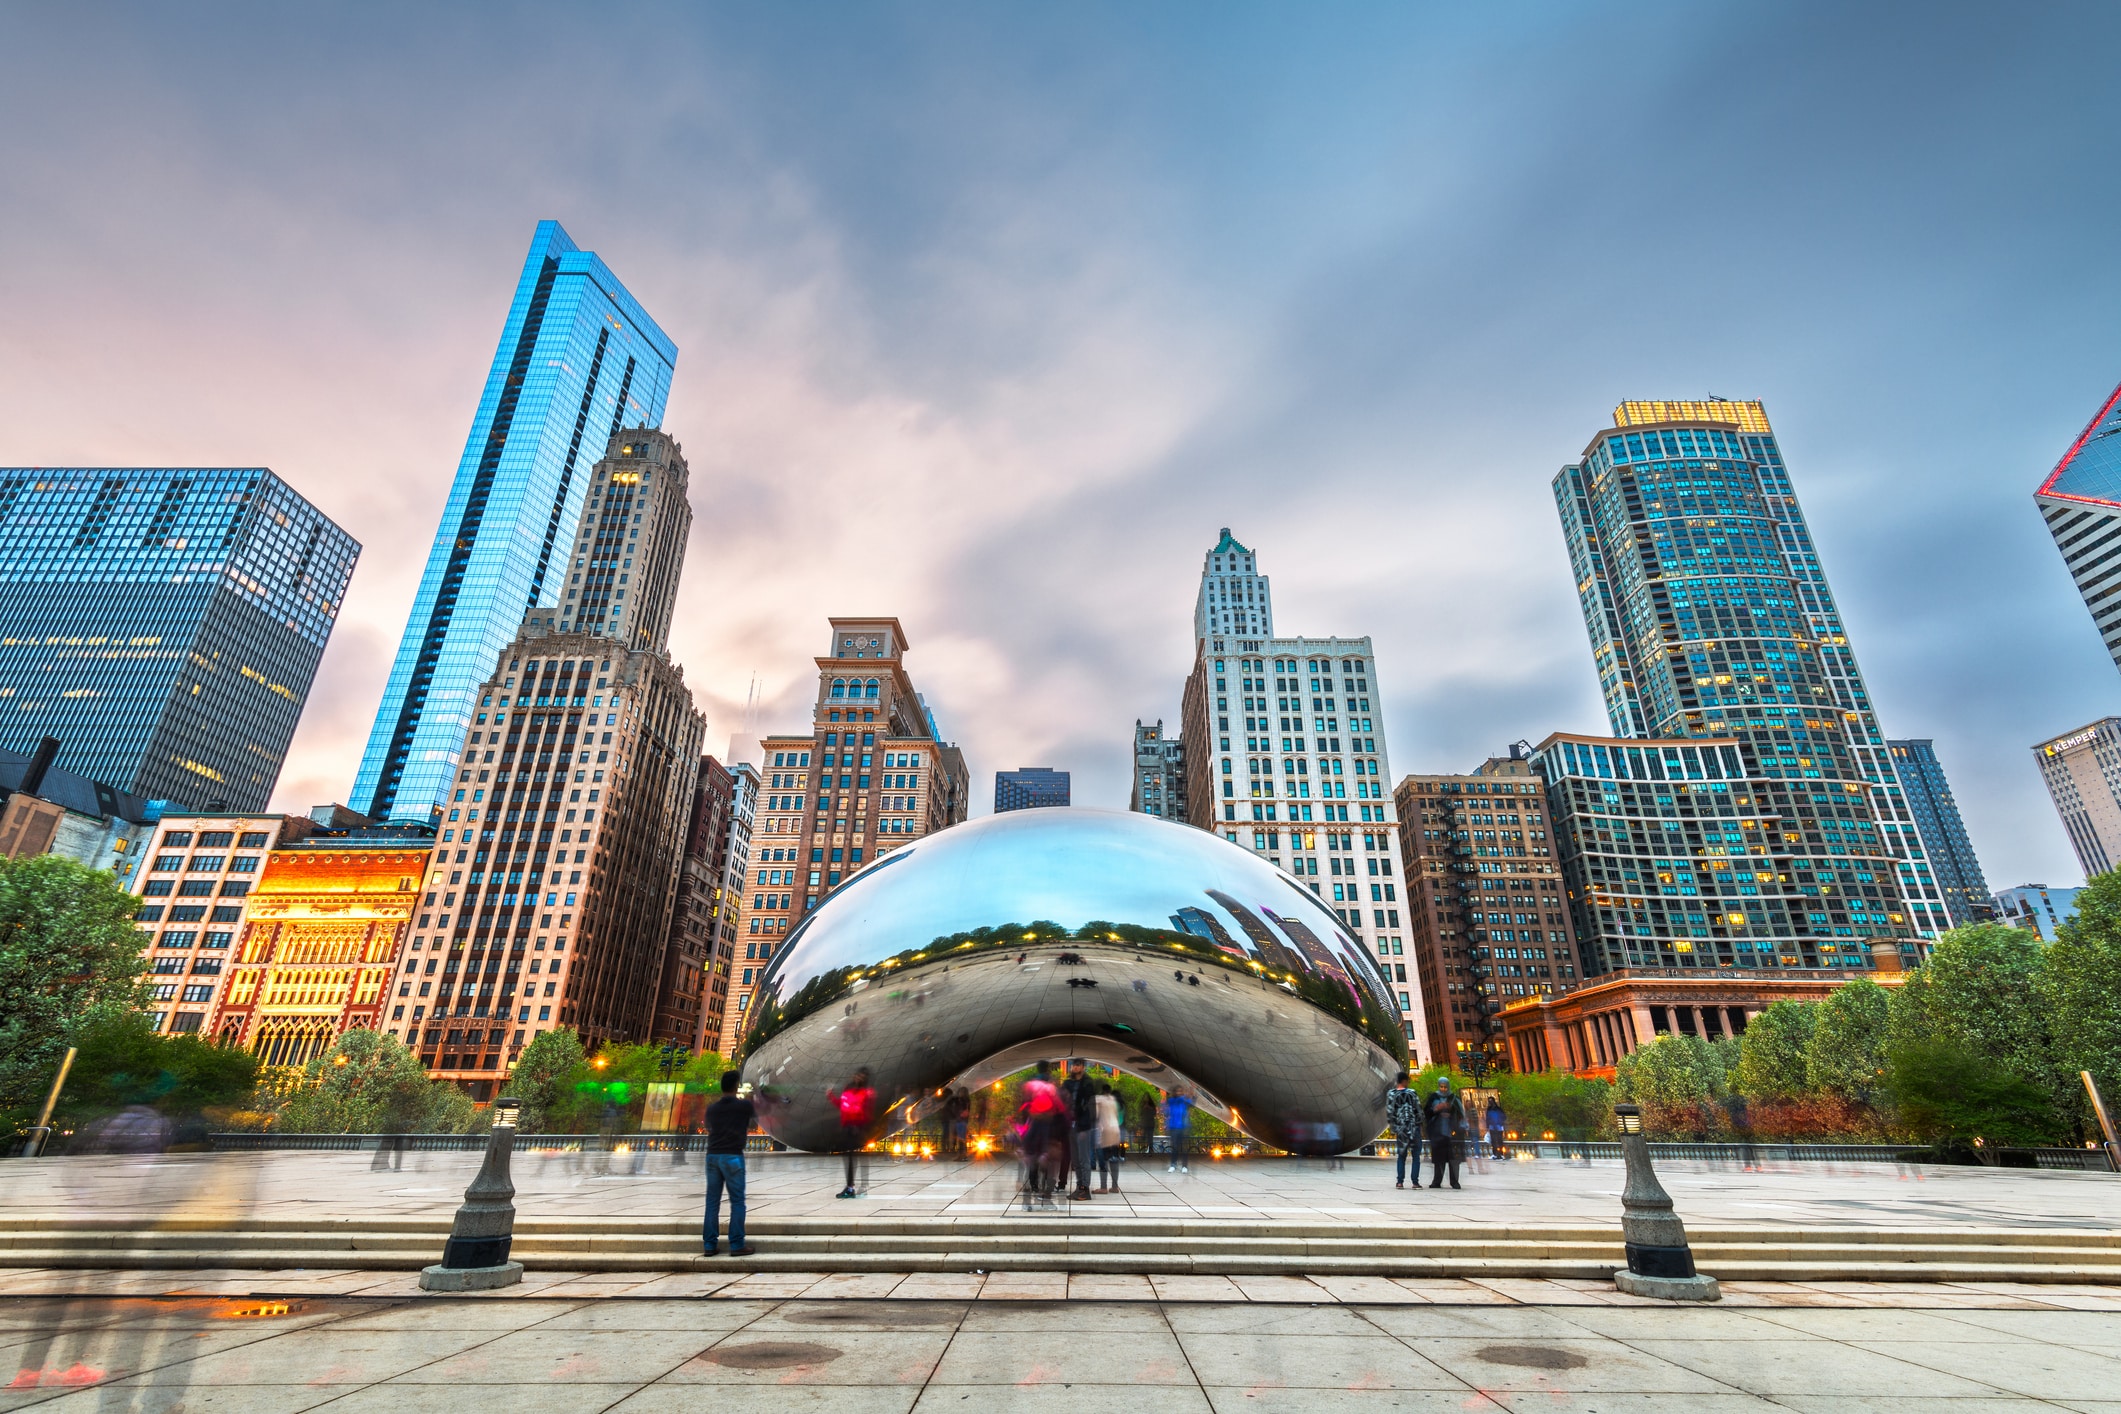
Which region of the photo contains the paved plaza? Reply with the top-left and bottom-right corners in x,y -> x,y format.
4,1146 -> 2115,1232
4,1286 -> 2121,1412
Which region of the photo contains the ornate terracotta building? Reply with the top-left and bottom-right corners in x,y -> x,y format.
210,825 -> 432,1065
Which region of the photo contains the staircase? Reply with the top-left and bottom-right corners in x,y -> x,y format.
3,1214 -> 2117,1283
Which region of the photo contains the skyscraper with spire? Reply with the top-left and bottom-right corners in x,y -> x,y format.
1177,529 -> 1424,1057
353,221 -> 676,824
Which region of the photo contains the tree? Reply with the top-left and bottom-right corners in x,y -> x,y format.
270,1029 -> 478,1134
57,1011 -> 256,1137
510,1027 -> 585,1133
1887,923 -> 2064,1120
0,855 -> 150,1130
1807,977 -> 1890,1102
2044,872 -> 2121,1129
1887,1038 -> 2061,1154
1733,1000 -> 1817,1100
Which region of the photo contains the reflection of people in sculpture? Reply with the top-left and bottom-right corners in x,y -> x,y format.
833,1068 -> 876,1199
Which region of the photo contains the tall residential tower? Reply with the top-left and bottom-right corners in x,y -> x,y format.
355,222 -> 676,824
1887,739 -> 1990,925
1553,401 -> 1933,967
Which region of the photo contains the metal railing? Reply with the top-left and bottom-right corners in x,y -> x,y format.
167,1134 -> 2114,1170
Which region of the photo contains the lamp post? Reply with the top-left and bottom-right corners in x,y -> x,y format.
419,1095 -> 524,1291
1611,1103 -> 1719,1302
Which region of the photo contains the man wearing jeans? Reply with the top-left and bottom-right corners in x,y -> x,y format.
703,1071 -> 756,1256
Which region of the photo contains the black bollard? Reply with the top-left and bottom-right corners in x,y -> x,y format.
420,1096 -> 523,1291
1610,1103 -> 1719,1301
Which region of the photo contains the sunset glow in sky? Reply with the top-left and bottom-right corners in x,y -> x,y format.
3,3 -> 2119,889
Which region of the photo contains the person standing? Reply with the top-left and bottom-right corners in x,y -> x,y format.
1163,1088 -> 1194,1174
834,1067 -> 876,1199
1094,1082 -> 1123,1193
1384,1072 -> 1423,1189
1424,1075 -> 1466,1190
1484,1095 -> 1507,1158
1062,1059 -> 1098,1199
702,1071 -> 757,1256
1019,1060 -> 1065,1204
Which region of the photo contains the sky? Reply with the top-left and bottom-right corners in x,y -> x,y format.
2,2 -> 2119,890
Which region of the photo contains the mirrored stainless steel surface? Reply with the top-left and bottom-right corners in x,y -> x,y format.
737,808 -> 1406,1154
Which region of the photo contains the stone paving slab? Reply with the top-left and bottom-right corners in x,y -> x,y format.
0,1292 -> 2116,1412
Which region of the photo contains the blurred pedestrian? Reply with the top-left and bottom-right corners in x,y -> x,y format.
834,1067 -> 876,1199
703,1071 -> 756,1256
1485,1095 -> 1507,1158
1424,1075 -> 1466,1190
1094,1082 -> 1123,1192
1019,1060 -> 1065,1206
1062,1059 -> 1097,1199
1163,1088 -> 1194,1174
1384,1071 -> 1423,1189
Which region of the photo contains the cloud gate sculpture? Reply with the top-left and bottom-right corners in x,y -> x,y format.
736,808 -> 1407,1155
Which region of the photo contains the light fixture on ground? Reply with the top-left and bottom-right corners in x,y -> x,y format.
419,1095 -> 523,1291
1611,1102 -> 1720,1302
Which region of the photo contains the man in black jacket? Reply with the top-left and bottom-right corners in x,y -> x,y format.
1061,1058 -> 1098,1200
1424,1075 -> 1466,1190
703,1071 -> 757,1256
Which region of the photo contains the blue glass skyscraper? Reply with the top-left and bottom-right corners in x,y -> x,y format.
1887,739 -> 1990,925
353,222 -> 676,822
0,468 -> 358,811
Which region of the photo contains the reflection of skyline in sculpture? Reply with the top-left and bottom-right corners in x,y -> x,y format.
734,809 -> 1405,1154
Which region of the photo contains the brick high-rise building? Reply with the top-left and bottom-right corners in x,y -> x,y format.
702,761 -> 757,1050
406,430 -> 704,1083
1395,748 -> 1581,1069
718,617 -> 969,1053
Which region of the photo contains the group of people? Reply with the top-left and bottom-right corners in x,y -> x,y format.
1382,1072 -> 1506,1190
1013,1058 -> 1141,1205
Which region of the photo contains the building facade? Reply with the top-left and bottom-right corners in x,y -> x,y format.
1499,957 -> 1903,1077
211,822 -> 432,1066
1887,739 -> 1991,925
1176,531 -> 1421,1055
131,811 -> 316,1036
1395,749 -> 1582,1069
2033,717 -> 2121,879
355,221 -> 676,824
702,761 -> 758,1050
1992,883 -> 2082,942
0,739 -> 157,886
1554,399 -> 1943,948
2034,378 -> 2121,676
995,766 -> 1070,812
1533,731 -> 1908,975
403,429 -> 704,1083
0,468 -> 357,811
717,617 -> 970,1053
654,756 -> 735,1050
1129,719 -> 1186,820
